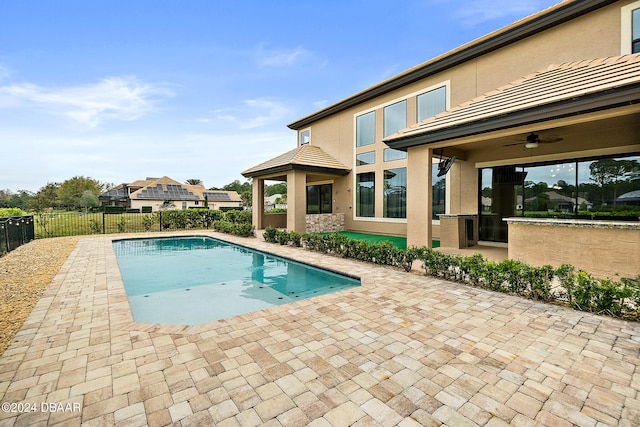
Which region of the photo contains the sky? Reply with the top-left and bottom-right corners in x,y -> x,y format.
0,0 -> 562,193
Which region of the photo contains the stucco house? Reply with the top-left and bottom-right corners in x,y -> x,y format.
243,0 -> 640,278
100,177 -> 242,212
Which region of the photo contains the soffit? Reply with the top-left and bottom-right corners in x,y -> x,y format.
385,54 -> 640,149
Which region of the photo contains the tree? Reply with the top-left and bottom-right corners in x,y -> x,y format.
79,190 -> 99,213
7,190 -> 34,210
56,176 -> 105,210
185,179 -> 203,186
241,191 -> 252,207
30,183 -> 60,212
265,182 -> 287,197
221,179 -> 252,194
590,159 -> 639,205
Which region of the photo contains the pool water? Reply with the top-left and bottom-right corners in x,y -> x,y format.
113,236 -> 360,325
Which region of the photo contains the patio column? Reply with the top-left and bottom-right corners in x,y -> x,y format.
252,178 -> 265,230
286,170 -> 307,233
406,145 -> 433,248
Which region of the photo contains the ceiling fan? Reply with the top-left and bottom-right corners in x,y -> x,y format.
505,132 -> 563,149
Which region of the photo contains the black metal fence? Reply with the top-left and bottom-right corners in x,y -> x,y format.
30,209 -> 253,239
0,216 -> 35,256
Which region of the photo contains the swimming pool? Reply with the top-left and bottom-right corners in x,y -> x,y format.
113,236 -> 360,325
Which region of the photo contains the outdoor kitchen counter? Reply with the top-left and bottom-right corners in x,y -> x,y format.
505,217 -> 640,278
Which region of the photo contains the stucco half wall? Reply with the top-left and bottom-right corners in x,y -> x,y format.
506,218 -> 640,279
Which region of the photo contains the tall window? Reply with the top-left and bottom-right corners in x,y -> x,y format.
307,184 -> 332,214
383,100 -> 406,137
432,163 -> 446,220
384,168 -> 406,218
356,111 -> 375,147
633,8 -> 640,53
356,172 -> 375,217
300,129 -> 310,145
417,86 -> 446,122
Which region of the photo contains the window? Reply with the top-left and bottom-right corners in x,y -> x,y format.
356,172 -> 375,217
356,111 -> 375,147
384,168 -> 406,218
418,86 -> 447,122
432,163 -> 446,220
356,151 -> 375,166
633,8 -> 640,53
383,148 -> 407,162
300,129 -> 310,145
384,100 -> 406,137
622,2 -> 640,53
307,184 -> 332,214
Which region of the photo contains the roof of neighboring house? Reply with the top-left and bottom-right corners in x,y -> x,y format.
242,144 -> 350,178
617,189 -> 640,202
288,0 -> 614,130
201,191 -> 241,203
131,176 -> 201,201
525,191 -> 590,205
99,184 -> 128,200
385,54 -> 640,149
99,177 -> 242,204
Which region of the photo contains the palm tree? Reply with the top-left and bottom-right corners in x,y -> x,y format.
185,179 -> 203,186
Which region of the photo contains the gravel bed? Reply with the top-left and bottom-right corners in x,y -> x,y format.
0,236 -> 80,355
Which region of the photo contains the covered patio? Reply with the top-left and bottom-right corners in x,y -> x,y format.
385,55 -> 640,278
242,144 -> 351,234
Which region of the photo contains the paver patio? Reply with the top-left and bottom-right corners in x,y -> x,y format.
0,231 -> 639,426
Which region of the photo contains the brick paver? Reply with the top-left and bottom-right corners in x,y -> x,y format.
0,231 -> 639,426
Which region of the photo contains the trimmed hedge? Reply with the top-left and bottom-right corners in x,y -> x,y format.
262,227 -> 640,321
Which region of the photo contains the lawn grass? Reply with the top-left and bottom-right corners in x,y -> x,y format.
323,231 -> 440,250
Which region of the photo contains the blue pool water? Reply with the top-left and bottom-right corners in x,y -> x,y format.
113,236 -> 360,325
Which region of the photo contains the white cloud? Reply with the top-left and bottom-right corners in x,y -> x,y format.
0,76 -> 174,127
215,98 -> 293,129
256,44 -> 310,67
0,64 -> 11,83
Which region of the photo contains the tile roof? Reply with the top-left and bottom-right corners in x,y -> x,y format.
242,144 -> 350,178
386,54 -> 640,145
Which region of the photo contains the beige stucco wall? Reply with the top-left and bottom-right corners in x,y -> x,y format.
507,219 -> 640,279
280,1 -> 639,247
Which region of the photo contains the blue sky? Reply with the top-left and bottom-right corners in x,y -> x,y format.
0,0 -> 561,193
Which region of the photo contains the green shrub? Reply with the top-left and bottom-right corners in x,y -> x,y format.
116,216 -> 126,233
276,230 -> 290,245
263,226 -> 278,243
213,220 -> 254,237
88,218 -> 102,234
258,231 -> 639,321
141,214 -> 156,232
0,208 -> 26,218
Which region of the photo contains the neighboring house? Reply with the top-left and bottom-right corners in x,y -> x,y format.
618,189 -> 640,205
523,191 -> 592,213
100,176 -> 242,212
264,194 -> 287,211
243,0 -> 640,278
